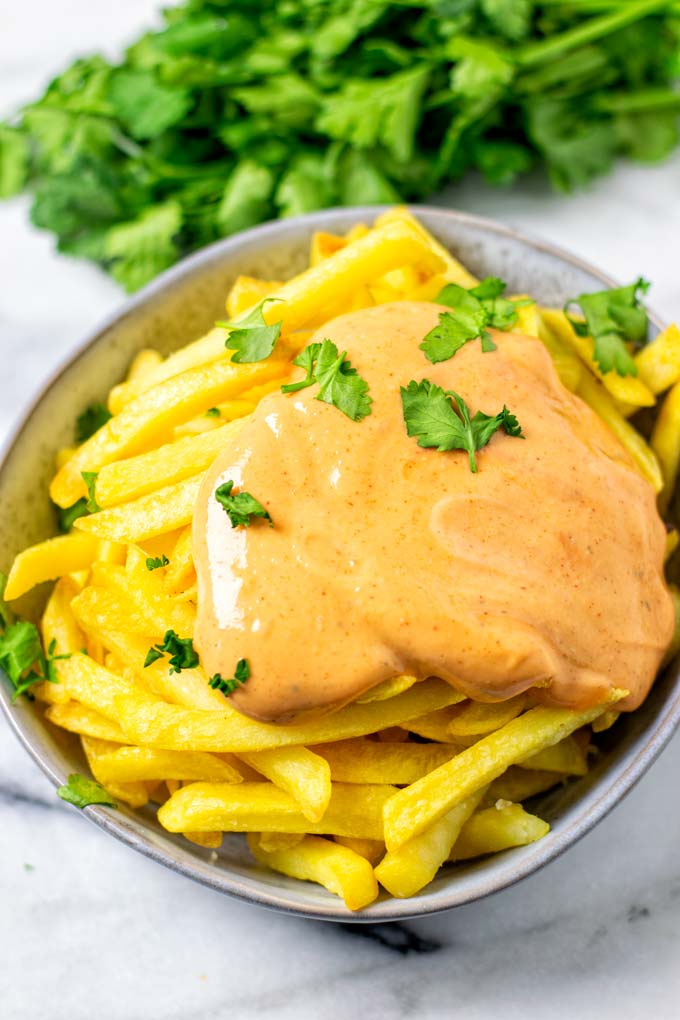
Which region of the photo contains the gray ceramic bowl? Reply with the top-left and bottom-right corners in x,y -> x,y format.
2,206 -> 679,922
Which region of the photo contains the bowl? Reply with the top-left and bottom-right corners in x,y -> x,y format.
2,205 -> 679,922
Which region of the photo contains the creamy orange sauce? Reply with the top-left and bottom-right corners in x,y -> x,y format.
193,302 -> 673,722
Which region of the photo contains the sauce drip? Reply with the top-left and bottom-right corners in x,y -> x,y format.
194,302 -> 673,722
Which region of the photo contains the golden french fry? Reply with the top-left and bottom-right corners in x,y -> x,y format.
248,833 -> 379,911
238,747 -> 331,822
98,547 -> 196,636
95,420 -> 245,508
74,475 -> 204,543
356,675 -> 418,703
382,693 -> 624,851
512,300 -> 541,339
375,207 -> 478,287
541,307 -> 655,408
126,349 -> 164,383
592,710 -> 620,734
57,654 -> 138,719
520,734 -> 588,775
81,736 -> 149,808
51,354 -> 287,508
44,701 -> 128,742
4,533 -> 100,601
184,830 -> 223,849
32,577 -> 87,704
635,323 -> 680,395
651,378 -> 680,510
158,782 -> 394,840
577,372 -> 663,492
163,526 -> 195,595
375,790 -> 485,898
172,401 -> 256,438
310,232 -> 347,267
115,679 -> 463,753
447,695 -> 527,738
72,586 -> 164,637
400,705 -> 464,742
536,314 -> 583,391
333,836 -> 385,865
256,832 -> 305,853
313,738 -> 458,785
449,802 -> 550,861
485,767 -> 561,804
92,745 -> 242,785
226,276 -> 283,319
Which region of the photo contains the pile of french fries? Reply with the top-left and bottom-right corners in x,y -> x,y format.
5,209 -> 680,910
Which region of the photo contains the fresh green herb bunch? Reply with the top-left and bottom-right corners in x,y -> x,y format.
1,0 -> 678,291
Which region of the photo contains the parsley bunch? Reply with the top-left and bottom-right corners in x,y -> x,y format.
2,1 -> 678,290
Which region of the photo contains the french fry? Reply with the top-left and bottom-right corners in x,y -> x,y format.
577,372 -> 663,492
449,802 -> 550,861
313,739 -> 458,785
541,308 -> 655,409
74,475 -> 204,543
333,836 -> 385,865
81,736 -> 149,808
226,276 -> 283,319
375,790 -> 485,898
126,349 -> 164,383
375,207 -> 478,287
512,300 -> 541,339
485,767 -> 561,804
51,354 -> 287,508
72,586 -> 164,637
310,232 -> 347,267
45,701 -> 128,742
248,833 -> 379,911
635,323 -> 680,395
184,830 -> 223,849
383,693 -> 624,851
520,734 -> 588,775
447,695 -> 527,738
356,675 -> 418,703
651,378 -> 680,510
592,710 -> 620,734
92,745 -> 243,785
237,747 -> 332,822
163,526 -> 195,595
95,420 -> 244,508
400,705 -> 464,742
57,654 -> 138,719
256,833 -> 305,853
4,533 -> 100,601
94,548 -> 196,636
158,782 -> 394,840
33,577 -> 87,704
115,679 -> 463,753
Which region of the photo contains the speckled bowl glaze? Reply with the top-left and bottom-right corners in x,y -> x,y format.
2,206 -> 679,922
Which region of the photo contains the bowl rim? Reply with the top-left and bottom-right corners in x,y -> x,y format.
2,203 -> 678,923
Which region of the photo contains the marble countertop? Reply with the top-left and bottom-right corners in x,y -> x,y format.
2,4 -> 680,1018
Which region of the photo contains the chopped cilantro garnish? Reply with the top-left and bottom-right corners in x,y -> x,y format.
75,402 -> 112,444
421,278 -> 531,363
57,774 -> 117,809
205,406 -> 221,418
215,480 -> 273,529
146,554 -> 169,571
565,278 -> 649,376
208,658 -> 250,697
400,379 -> 523,473
281,339 -> 372,421
216,299 -> 283,363
0,577 -> 70,701
56,498 -> 90,533
144,630 -> 199,673
81,471 -> 100,513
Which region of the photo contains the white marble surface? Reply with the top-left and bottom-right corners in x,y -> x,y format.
2,4 -> 680,1018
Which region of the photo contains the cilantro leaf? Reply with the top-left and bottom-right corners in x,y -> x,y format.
0,600 -> 68,700
215,480 -> 273,529
423,277 -> 530,362
146,555 -> 169,571
144,630 -> 199,674
565,279 -> 649,376
208,658 -> 251,697
57,774 -> 117,809
400,379 -> 523,472
57,498 -> 90,533
281,340 -> 372,421
75,402 -> 112,444
205,407 -> 221,418
217,299 -> 283,364
81,472 -> 100,514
